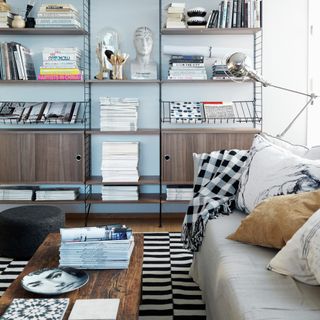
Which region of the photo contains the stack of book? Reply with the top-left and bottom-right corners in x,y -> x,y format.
168,55 -> 207,80
101,142 -> 139,182
59,225 -> 134,269
166,185 -> 193,201
101,186 -> 139,201
0,186 -> 36,201
0,42 -> 36,80
212,64 -> 229,79
100,97 -> 139,131
35,3 -> 81,29
166,2 -> 186,28
0,11 -> 12,28
35,188 -> 80,201
38,47 -> 82,81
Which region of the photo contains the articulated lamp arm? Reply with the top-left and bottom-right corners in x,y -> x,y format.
225,52 -> 318,137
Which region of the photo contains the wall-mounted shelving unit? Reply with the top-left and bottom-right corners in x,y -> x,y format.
0,0 -> 262,227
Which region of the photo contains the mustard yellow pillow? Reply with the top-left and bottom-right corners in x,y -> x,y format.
228,190 -> 320,249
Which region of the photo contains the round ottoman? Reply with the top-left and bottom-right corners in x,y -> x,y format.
0,205 -> 65,259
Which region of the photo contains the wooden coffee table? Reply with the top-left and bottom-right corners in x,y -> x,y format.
0,233 -> 143,320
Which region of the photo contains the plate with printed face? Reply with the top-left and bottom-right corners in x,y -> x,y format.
21,267 -> 89,295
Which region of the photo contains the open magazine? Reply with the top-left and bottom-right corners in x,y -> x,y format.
60,225 -> 132,242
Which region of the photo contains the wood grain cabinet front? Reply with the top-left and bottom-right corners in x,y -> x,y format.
0,132 -> 85,184
161,129 -> 259,184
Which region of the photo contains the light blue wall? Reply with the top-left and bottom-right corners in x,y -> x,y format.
0,0 -> 257,217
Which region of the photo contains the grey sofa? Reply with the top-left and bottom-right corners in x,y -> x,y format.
190,210 -> 320,320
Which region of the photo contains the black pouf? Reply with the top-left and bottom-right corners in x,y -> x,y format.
0,205 -> 65,259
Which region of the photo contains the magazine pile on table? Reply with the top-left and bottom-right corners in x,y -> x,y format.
59,225 -> 134,269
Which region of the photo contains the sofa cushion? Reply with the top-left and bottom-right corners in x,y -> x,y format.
236,134 -> 320,213
228,189 -> 320,248
268,208 -> 320,285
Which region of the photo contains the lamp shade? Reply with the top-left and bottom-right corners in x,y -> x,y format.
225,52 -> 251,77
226,52 -> 268,85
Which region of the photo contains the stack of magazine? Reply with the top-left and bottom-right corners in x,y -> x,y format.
59,225 -> 134,269
166,185 -> 193,200
101,142 -> 139,182
0,101 -> 81,124
35,3 -> 81,29
0,186 -> 35,201
101,186 -> 138,201
100,97 -> 139,131
35,188 -> 80,201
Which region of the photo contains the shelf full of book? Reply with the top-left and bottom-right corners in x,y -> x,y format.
0,0 -> 263,226
159,0 -> 263,208
0,1 -> 91,217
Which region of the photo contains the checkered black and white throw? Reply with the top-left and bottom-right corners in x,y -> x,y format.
182,149 -> 248,252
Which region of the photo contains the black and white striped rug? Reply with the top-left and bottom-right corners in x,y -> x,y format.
139,233 -> 206,319
0,233 -> 206,319
0,257 -> 28,297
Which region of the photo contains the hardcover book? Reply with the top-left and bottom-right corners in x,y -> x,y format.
68,299 -> 120,320
0,298 -> 69,320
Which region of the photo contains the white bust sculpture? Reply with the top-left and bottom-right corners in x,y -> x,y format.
130,27 -> 157,80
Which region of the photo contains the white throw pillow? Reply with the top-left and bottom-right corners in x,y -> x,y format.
236,134 -> 320,213
260,132 -> 308,156
261,132 -> 320,160
305,146 -> 320,160
267,209 -> 320,285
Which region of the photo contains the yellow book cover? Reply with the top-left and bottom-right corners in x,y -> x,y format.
40,68 -> 81,75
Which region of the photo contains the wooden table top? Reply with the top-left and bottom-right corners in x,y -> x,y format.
0,233 -> 144,320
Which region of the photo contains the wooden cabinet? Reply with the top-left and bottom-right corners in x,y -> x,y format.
161,129 -> 259,184
0,132 -> 85,184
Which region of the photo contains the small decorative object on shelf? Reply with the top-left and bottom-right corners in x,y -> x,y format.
187,7 -> 206,17
187,7 -> 207,29
95,27 -> 119,80
130,26 -> 157,80
12,14 -> 25,28
24,0 -> 36,21
108,52 -> 129,80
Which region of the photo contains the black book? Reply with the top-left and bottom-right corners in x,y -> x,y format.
236,0 -> 242,27
8,42 -> 19,80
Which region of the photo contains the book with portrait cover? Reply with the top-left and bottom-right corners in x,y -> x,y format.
0,298 -> 69,320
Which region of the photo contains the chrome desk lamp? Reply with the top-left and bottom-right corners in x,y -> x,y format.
225,52 -> 318,137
